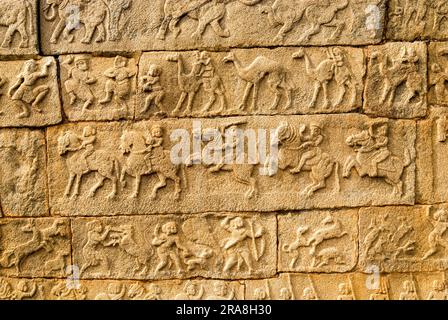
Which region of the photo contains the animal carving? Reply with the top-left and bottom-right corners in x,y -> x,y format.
0,0 -> 34,48
261,0 -> 348,42
307,215 -> 348,255
156,0 -> 262,40
223,52 -> 293,111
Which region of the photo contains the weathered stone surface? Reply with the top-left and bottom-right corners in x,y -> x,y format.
0,129 -> 48,216
0,57 -> 62,127
47,115 -> 415,216
71,214 -> 276,280
387,0 -> 448,41
359,205 -> 448,273
364,42 -> 427,119
417,107 -> 448,203
39,0 -> 386,55
245,272 -> 448,300
0,218 -> 71,278
136,47 -> 365,119
59,54 -> 138,121
0,0 -> 38,56
0,277 -> 244,300
278,209 -> 358,273
429,42 -> 448,106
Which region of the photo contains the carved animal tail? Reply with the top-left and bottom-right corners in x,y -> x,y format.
0,250 -> 14,268
334,162 -> 340,193
43,2 -> 57,21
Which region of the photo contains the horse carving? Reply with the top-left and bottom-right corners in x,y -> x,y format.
0,0 -> 34,48
264,121 -> 339,197
119,130 -> 185,200
343,122 -> 413,196
58,130 -> 120,199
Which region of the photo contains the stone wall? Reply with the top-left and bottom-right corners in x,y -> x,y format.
0,0 -> 447,300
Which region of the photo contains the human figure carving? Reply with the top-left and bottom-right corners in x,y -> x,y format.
220,217 -> 264,274
337,282 -> 354,300
399,279 -> 419,300
8,59 -> 52,118
206,282 -> 235,300
223,52 -> 293,111
264,122 -> 338,197
0,0 -> 34,48
152,221 -> 188,274
58,127 -> 120,199
343,121 -> 413,196
99,56 -> 135,113
95,283 -> 126,300
79,220 -> 116,276
282,226 -> 309,268
427,280 -> 448,300
119,127 -> 184,199
175,282 -> 204,300
422,208 -> 448,260
140,64 -> 165,115
63,56 -> 97,114
430,62 -> 448,103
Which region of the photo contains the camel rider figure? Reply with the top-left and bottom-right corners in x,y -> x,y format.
79,126 -> 96,166
291,123 -> 324,174
143,125 -> 164,172
367,123 -> 390,177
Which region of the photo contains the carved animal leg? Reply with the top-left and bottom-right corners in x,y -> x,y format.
334,84 -> 347,107
94,24 -> 106,43
65,173 -> 76,197
156,16 -> 172,40
183,92 -> 197,116
202,92 -> 216,113
169,18 -> 181,38
240,82 -> 253,110
17,23 -> 30,48
300,24 -> 321,42
108,176 -> 118,199
81,25 -> 95,44
210,20 -> 230,38
223,255 -> 238,273
50,20 -> 66,44
251,82 -> 259,111
172,92 -> 187,115
88,173 -> 105,197
309,82 -> 321,108
150,174 -> 167,200
275,18 -> 295,42
268,78 -> 282,110
342,157 -> 356,177
1,25 -> 17,48
169,171 -> 182,199
380,81 -> 391,104
322,81 -> 331,109
131,175 -> 141,198
73,175 -> 82,197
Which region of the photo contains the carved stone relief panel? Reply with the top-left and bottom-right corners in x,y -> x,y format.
71,214 -> 276,280
387,0 -> 448,41
0,57 -> 61,127
0,129 -> 47,216
46,115 -> 415,216
59,54 -> 138,121
278,209 -> 358,273
39,0 -> 386,55
245,272 -> 448,300
359,205 -> 448,273
429,43 -> 448,106
0,0 -> 38,56
0,218 -> 71,278
137,47 -> 365,119
365,42 -> 427,119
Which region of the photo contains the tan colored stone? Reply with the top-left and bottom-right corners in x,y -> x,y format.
364,42 -> 427,119
0,218 -> 71,278
59,54 -> 138,121
0,277 -> 244,300
417,107 -> 448,204
0,0 -> 38,56
0,57 -> 62,127
429,42 -> 448,106
0,129 -> 48,216
245,272 -> 448,300
136,47 -> 365,119
47,115 -> 415,216
71,214 -> 276,280
359,205 -> 448,273
39,0 -> 385,55
387,0 -> 448,41
278,209 -> 358,273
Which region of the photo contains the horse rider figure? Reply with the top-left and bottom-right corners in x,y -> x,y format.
78,126 -> 97,166
291,123 -> 324,174
143,125 -> 164,172
366,122 -> 390,177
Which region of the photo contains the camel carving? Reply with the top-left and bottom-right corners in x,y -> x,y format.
261,0 -> 348,42
167,53 -> 202,116
223,52 -> 293,112
156,0 -> 262,40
